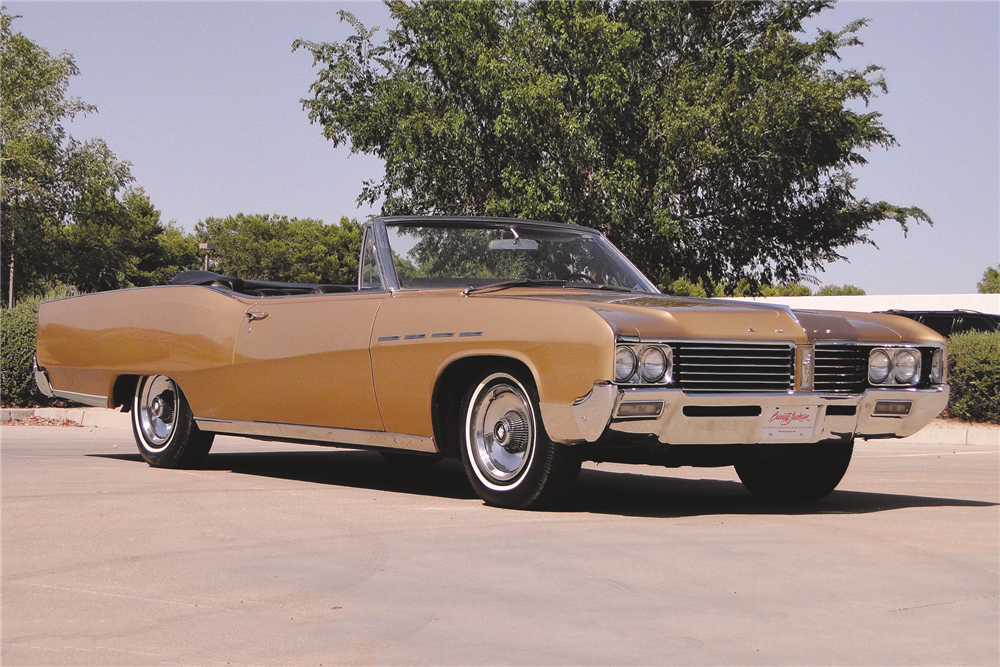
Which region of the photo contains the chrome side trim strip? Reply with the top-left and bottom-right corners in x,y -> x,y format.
32,356 -> 54,398
51,390 -> 110,408
194,418 -> 438,453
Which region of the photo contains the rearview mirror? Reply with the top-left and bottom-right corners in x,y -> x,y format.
489,238 -> 538,251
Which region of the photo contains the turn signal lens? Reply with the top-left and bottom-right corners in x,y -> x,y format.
614,346 -> 637,383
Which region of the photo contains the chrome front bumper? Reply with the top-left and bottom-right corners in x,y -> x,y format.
542,383 -> 949,445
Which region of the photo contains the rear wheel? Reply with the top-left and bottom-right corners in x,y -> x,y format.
132,375 -> 214,468
735,440 -> 854,503
460,370 -> 580,509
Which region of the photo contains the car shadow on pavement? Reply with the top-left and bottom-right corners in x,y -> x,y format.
90,449 -> 997,518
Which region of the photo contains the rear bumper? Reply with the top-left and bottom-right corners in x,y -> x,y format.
543,383 -> 949,445
32,356 -> 55,397
32,355 -> 109,407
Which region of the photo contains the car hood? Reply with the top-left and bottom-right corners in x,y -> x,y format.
484,290 -> 944,344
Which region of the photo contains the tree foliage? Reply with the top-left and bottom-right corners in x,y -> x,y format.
194,214 -> 362,285
296,0 -> 929,290
1,10 -> 203,302
815,283 -> 865,296
977,265 -> 1000,294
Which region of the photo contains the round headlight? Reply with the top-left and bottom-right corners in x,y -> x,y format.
615,346 -> 637,382
869,349 -> 891,384
639,346 -> 668,383
892,349 -> 920,384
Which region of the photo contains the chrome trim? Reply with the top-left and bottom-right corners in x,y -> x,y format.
543,380 -> 949,446
619,336 -> 798,347
540,382 -> 618,444
32,356 -> 55,397
51,390 -> 110,408
194,418 -> 438,453
372,219 -> 401,291
357,223 -> 393,293
600,385 -> 948,444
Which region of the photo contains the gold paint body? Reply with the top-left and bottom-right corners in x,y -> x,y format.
35,285 -> 946,449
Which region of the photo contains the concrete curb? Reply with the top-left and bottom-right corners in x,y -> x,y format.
3,408 -> 998,446
898,426 -> 999,447
1,407 -> 130,428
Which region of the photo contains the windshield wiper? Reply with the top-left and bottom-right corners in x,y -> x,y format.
463,279 -> 567,295
563,282 -> 638,293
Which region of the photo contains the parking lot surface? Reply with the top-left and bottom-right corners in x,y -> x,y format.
2,425 -> 998,666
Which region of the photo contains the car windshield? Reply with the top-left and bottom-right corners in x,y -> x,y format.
384,221 -> 658,293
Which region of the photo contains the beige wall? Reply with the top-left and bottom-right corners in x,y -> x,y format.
718,293 -> 1000,314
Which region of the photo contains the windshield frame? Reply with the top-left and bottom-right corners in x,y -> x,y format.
373,216 -> 659,294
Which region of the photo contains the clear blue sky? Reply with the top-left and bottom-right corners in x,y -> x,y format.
7,1 -> 999,295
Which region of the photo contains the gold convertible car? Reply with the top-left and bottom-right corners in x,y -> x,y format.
34,217 -> 949,509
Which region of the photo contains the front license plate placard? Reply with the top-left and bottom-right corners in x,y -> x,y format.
761,405 -> 817,440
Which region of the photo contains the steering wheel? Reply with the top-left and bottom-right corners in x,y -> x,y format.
563,272 -> 596,283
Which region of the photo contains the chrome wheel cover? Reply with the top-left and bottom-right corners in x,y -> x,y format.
466,374 -> 535,488
137,376 -> 179,450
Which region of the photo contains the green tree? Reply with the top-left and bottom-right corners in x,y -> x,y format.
64,187 -> 200,292
816,283 -> 866,296
761,284 -> 814,297
296,0 -> 928,290
194,214 -> 362,285
977,265 -> 1000,294
1,10 -> 191,300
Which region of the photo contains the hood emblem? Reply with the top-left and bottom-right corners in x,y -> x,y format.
774,329 -> 784,334
747,328 -> 755,332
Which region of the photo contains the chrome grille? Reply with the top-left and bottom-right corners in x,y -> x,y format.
672,343 -> 794,392
814,344 -> 868,393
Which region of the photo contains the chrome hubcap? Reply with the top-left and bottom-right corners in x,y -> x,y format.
138,376 -> 178,449
469,378 -> 535,485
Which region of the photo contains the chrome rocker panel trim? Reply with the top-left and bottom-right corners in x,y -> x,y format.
546,384 -> 949,445
194,418 -> 438,453
49,390 -> 111,408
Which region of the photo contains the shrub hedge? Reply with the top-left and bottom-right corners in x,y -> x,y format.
1,294 -> 46,406
1,287 -> 76,408
946,331 -> 1000,424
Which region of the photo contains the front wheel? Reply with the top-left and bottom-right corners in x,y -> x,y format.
460,370 -> 580,509
132,375 -> 214,468
735,440 -> 854,503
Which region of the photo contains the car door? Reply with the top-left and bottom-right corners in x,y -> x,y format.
230,292 -> 386,431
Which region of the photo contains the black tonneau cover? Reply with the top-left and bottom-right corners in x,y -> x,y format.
169,271 -> 354,296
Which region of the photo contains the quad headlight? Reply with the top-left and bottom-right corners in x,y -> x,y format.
614,347 -> 637,382
868,347 -> 921,386
615,343 -> 673,385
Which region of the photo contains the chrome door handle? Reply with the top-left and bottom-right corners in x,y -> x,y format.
245,311 -> 269,322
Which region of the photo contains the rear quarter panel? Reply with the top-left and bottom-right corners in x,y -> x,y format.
36,286 -> 255,417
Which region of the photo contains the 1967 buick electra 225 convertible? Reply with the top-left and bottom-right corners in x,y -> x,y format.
34,217 -> 949,509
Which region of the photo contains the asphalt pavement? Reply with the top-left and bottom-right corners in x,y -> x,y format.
2,418 -> 997,666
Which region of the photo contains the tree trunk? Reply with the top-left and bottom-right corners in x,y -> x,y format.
7,228 -> 14,309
